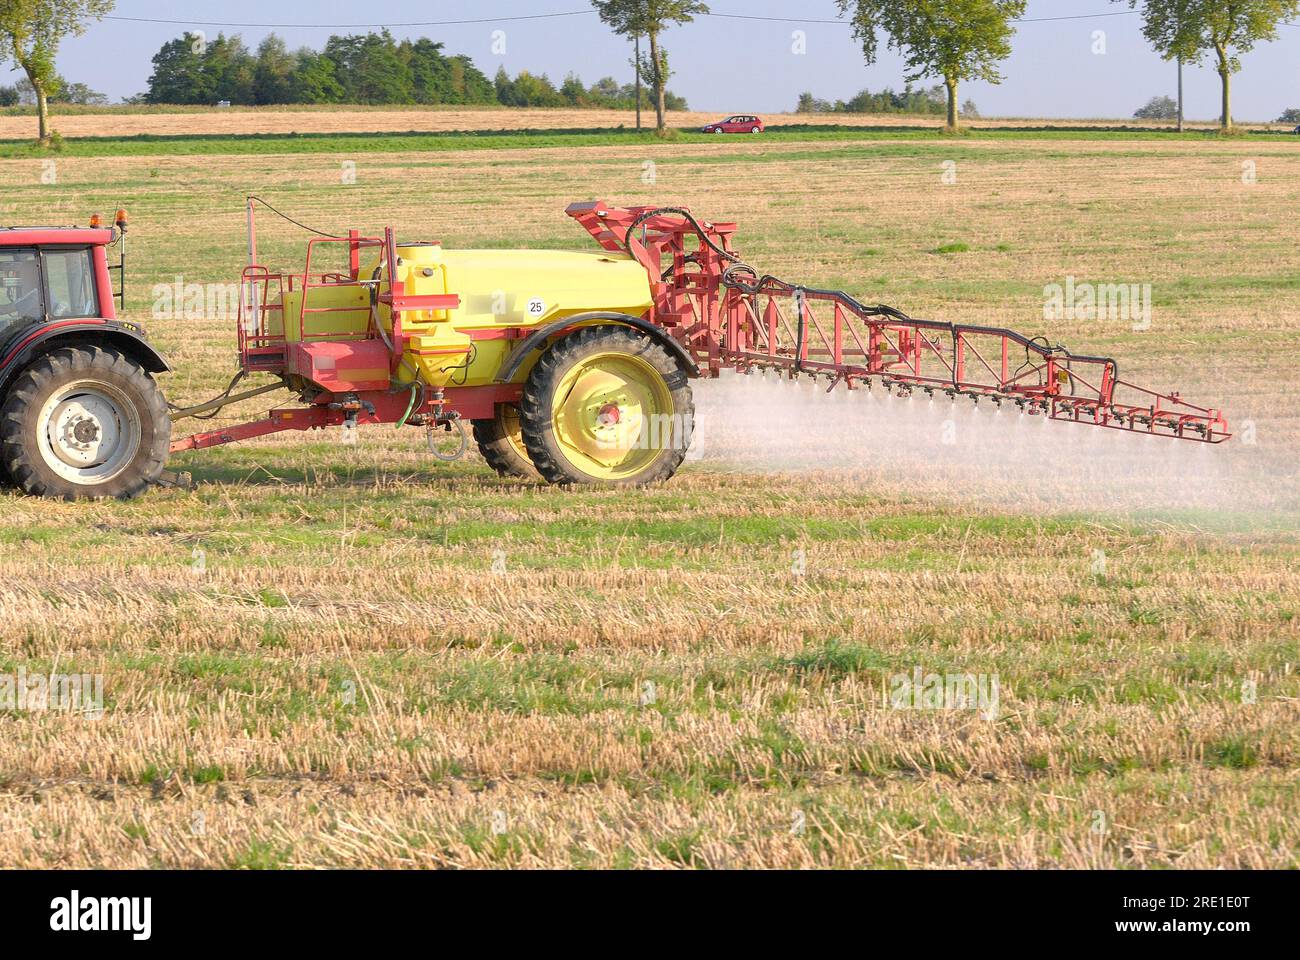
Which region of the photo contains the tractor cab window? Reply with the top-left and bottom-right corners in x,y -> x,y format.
0,249 -> 44,333
43,248 -> 98,319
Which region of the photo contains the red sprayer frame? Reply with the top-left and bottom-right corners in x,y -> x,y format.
567,201 -> 1229,443
171,200 -> 1229,455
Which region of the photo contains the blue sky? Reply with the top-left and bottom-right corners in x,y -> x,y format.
17,1 -> 1300,120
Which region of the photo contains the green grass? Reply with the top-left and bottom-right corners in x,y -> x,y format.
227,840 -> 292,870
2,124 -> 1296,159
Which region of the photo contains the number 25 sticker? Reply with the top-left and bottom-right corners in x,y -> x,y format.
526,298 -> 546,317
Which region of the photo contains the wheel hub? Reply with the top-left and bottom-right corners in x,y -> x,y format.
36,381 -> 141,484
72,418 -> 101,445
552,352 -> 674,479
596,402 -> 622,428
51,395 -> 120,467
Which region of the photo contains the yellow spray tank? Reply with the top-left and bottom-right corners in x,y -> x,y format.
200,201 -> 713,491
358,241 -> 656,391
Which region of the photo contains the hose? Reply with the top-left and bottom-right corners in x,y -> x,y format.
368,265 -> 394,352
1012,335 -> 1067,389
247,196 -> 345,239
366,261 -> 429,398
427,419 -> 469,462
439,342 -> 477,386
396,381 -> 420,429
168,370 -> 248,421
622,207 -> 743,267
636,207 -> 1121,409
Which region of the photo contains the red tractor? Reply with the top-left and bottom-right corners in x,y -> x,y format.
0,212 -> 170,499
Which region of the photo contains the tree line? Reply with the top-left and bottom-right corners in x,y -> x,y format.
3,0 -> 1299,146
138,30 -> 685,111
796,84 -> 979,118
0,75 -> 107,107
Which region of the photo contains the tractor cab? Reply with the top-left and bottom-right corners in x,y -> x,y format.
0,211 -> 132,335
0,213 -> 172,500
0,232 -> 108,337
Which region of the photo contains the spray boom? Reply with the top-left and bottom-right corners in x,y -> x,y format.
567,201 -> 1230,444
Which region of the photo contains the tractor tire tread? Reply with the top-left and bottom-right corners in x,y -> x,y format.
472,407 -> 537,479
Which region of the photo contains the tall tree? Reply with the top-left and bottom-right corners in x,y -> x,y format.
592,0 -> 708,131
145,33 -> 210,104
447,55 -> 495,103
253,34 -> 296,106
1121,0 -> 1300,131
288,48 -> 344,103
206,34 -> 255,105
836,0 -> 1026,130
324,31 -> 412,105
402,38 -> 451,104
0,0 -> 114,144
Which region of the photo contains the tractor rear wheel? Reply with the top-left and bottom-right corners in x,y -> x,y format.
0,345 -> 170,500
472,403 -> 537,479
519,326 -> 693,486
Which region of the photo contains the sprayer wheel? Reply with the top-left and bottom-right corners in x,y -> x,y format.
472,403 -> 538,479
519,325 -> 693,487
0,345 -> 170,501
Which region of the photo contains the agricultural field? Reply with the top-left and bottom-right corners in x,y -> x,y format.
0,103 -> 1282,142
0,121 -> 1297,868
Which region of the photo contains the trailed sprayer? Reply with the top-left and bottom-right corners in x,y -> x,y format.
0,199 -> 1230,499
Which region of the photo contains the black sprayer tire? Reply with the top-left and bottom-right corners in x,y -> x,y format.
472,403 -> 538,479
519,325 -> 694,487
0,345 -> 171,500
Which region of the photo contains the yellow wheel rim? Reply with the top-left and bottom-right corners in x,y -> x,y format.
552,351 -> 674,480
499,404 -> 530,462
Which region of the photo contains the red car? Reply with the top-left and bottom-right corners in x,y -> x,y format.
701,115 -> 765,134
